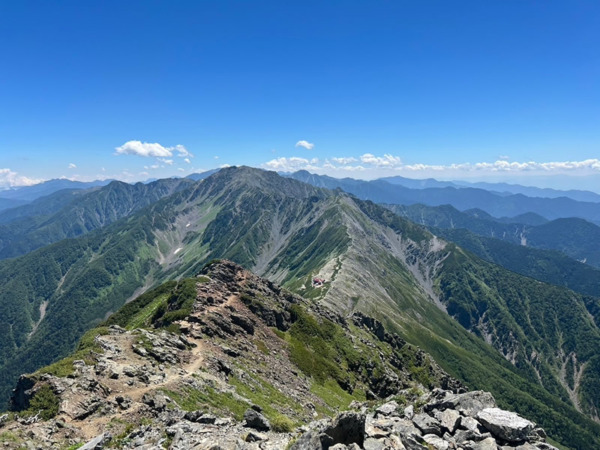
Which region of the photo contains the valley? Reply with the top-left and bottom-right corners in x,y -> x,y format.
0,167 -> 599,448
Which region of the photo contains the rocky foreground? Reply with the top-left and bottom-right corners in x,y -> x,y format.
0,261 -> 561,449
291,390 -> 557,450
1,385 -> 558,449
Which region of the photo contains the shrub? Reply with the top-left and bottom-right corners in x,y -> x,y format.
271,414 -> 294,432
24,385 -> 59,420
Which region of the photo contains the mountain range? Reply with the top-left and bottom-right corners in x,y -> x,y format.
0,167 -> 599,448
380,176 -> 600,203
288,171 -> 600,225
385,203 -> 600,269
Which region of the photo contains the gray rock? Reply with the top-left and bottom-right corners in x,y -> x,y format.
376,401 -> 399,417
437,408 -> 461,433
290,412 -> 365,450
365,417 -> 397,438
461,416 -> 482,432
400,434 -> 427,450
454,428 -> 493,444
326,412 -> 366,447
422,433 -> 449,450
79,432 -> 112,450
508,443 -> 538,450
427,391 -> 496,417
73,396 -> 103,420
363,438 -> 384,450
532,444 -> 559,450
244,408 -> 271,431
142,393 -> 167,412
412,413 -> 442,436
244,430 -> 268,442
363,436 -> 405,450
477,408 -> 534,443
391,418 -> 422,439
184,410 -> 217,424
465,436 -> 498,450
403,404 -> 414,420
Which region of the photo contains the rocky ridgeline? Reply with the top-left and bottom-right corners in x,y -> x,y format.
0,261 -> 561,449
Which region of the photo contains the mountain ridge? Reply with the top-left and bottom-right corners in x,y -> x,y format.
0,167 -> 598,447
0,260 -> 571,449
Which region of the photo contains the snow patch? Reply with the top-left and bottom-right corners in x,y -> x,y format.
174,247 -> 183,255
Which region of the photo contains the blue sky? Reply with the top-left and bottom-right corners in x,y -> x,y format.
1,1 -> 599,190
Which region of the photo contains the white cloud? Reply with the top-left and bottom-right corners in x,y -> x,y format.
261,155 -> 600,181
68,163 -> 77,169
115,140 -> 192,159
178,168 -> 185,172
184,158 -> 191,164
174,144 -> 193,158
264,157 -> 312,171
360,153 -> 402,167
115,140 -> 173,157
295,140 -> 315,150
0,168 -> 43,188
331,157 -> 358,165
159,158 -> 174,166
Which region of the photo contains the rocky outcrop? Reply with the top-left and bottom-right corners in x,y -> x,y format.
476,408 -> 535,443
291,389 -> 557,450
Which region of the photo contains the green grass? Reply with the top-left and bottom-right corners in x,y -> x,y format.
0,431 -> 20,443
38,326 -> 110,378
255,339 -> 270,355
162,385 -> 248,421
310,380 -> 365,416
230,375 -> 303,421
126,293 -> 171,329
271,414 -> 294,432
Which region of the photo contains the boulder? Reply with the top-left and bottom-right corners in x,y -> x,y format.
412,413 -> 442,436
477,408 -> 534,443
461,416 -> 482,432
79,432 -> 112,450
436,408 -> 461,433
244,408 -> 271,431
422,434 -> 449,450
245,430 -> 267,442
436,391 -> 496,417
184,411 -> 217,424
290,412 -> 366,450
365,417 -> 396,438
376,401 -> 399,417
